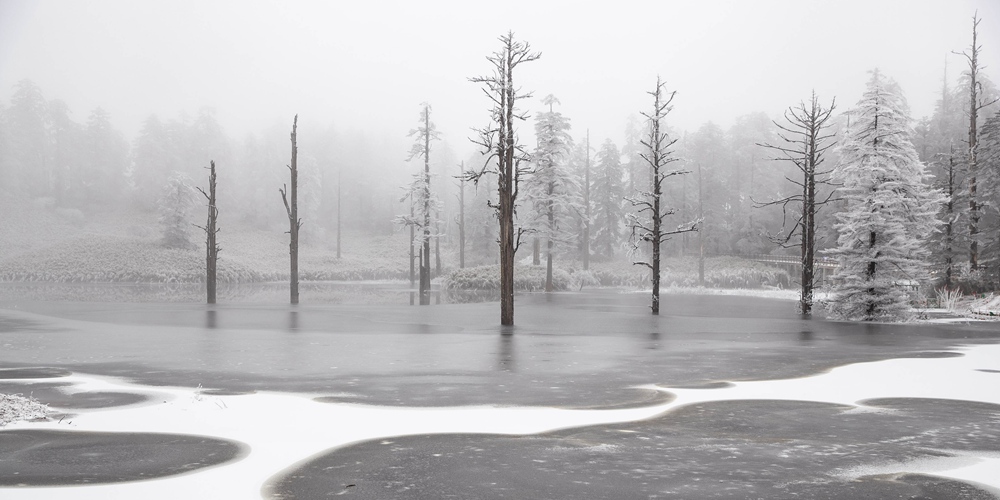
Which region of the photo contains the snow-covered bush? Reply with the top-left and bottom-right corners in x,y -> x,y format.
935,287 -> 963,311
586,257 -> 788,289
444,265 -> 571,292
1,393 -> 49,426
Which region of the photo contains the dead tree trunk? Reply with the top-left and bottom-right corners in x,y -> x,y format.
196,160 -> 220,304
626,77 -> 696,315
468,32 -> 540,326
756,92 -> 837,315
958,13 -> 999,272
280,115 -> 301,305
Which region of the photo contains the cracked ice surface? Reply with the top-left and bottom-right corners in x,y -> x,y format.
1,342 -> 999,498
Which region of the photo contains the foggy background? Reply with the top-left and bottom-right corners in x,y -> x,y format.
1,0 -> 998,296
2,0 -> 996,154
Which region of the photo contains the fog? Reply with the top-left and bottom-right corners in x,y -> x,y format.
1,0 -> 999,295
2,0 -> 997,155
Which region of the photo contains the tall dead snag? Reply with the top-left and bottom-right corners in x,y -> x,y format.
467,31 -> 540,326
397,103 -> 440,305
280,115 -> 302,305
195,160 -> 220,304
412,104 -> 438,305
626,77 -> 697,315
957,13 -> 998,271
756,91 -> 837,315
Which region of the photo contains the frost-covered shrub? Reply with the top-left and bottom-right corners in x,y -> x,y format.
587,257 -> 788,289
569,269 -> 599,290
0,235 -> 265,284
444,265 -> 571,292
935,287 -> 963,311
0,393 -> 49,426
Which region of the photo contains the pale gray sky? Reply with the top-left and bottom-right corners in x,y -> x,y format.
1,0 -> 998,158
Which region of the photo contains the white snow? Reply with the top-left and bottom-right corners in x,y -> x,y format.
2,343 -> 1000,498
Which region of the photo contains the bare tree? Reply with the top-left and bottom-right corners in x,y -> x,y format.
280,115 -> 302,305
466,31 -> 540,326
957,12 -> 999,271
195,160 -> 220,304
755,91 -> 837,315
626,77 -> 697,315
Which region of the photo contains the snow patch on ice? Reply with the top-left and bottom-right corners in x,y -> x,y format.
2,344 -> 999,498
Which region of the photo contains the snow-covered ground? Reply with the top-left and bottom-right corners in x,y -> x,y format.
655,286 -> 1000,321
3,342 -> 999,499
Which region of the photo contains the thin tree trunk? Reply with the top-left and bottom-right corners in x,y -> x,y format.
206,161 -> 218,304
965,14 -> 984,271
698,164 -> 705,287
337,166 -> 342,259
545,181 -> 555,292
583,130 -> 591,270
651,157 -> 662,316
197,160 -> 219,304
435,209 -> 441,276
459,161 -> 466,269
280,115 -> 300,305
945,152 -> 956,289
409,200 -> 415,286
866,230 -> 877,320
420,106 -> 432,306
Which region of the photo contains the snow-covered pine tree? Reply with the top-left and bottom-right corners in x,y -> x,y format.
523,94 -> 577,291
158,171 -> 197,249
828,70 -> 945,321
978,111 -> 1000,285
592,139 -> 626,258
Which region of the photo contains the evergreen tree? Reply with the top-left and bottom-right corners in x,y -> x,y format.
979,111 -> 1000,285
7,80 -> 50,198
828,70 -> 945,321
47,99 -> 83,204
158,171 -> 197,249
83,107 -> 129,202
591,139 -> 625,258
523,94 -> 577,291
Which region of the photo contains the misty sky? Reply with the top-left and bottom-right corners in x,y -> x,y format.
1,0 -> 998,159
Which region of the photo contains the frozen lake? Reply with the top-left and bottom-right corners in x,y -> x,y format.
1,289 -> 999,498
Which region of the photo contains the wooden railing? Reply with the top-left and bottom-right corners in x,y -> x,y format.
730,253 -> 840,269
